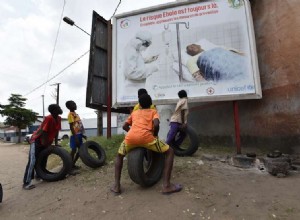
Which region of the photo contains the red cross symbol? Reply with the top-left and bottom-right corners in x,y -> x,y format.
206,87 -> 215,95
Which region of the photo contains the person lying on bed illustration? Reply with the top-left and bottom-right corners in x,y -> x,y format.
185,43 -> 246,82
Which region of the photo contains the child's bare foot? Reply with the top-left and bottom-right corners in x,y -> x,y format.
162,183 -> 183,195
110,184 -> 121,195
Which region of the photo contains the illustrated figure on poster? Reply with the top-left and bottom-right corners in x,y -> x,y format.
172,39 -> 246,83
123,30 -> 159,83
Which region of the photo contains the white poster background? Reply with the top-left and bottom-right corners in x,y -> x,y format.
112,0 -> 261,107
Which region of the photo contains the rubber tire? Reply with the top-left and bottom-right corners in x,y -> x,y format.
0,183 -> 3,203
79,141 -> 106,168
35,147 -> 72,182
127,148 -> 165,187
173,126 -> 199,157
62,135 -> 69,140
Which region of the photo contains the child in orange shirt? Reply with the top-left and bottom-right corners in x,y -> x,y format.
111,94 -> 182,195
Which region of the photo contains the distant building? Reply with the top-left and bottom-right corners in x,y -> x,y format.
0,125 -> 27,142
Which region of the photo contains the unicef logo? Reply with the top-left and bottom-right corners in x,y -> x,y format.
120,19 -> 130,29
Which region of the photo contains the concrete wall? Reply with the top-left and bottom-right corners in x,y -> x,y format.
189,0 -> 300,152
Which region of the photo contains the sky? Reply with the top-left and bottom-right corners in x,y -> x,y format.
0,0 -> 176,121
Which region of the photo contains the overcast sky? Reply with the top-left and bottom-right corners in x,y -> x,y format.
0,0 -> 175,121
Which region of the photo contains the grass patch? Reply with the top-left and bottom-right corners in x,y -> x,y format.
59,134 -> 125,163
37,134 -> 271,171
286,208 -> 294,213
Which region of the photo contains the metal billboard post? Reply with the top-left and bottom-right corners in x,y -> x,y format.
233,101 -> 241,154
164,22 -> 189,82
107,20 -> 112,139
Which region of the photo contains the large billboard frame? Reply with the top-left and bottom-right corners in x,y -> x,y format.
112,0 -> 262,108
87,11 -> 131,114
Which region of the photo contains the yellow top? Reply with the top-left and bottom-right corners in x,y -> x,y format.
133,103 -> 156,111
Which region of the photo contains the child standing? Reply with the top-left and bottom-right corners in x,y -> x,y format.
65,100 -> 86,169
166,90 -> 189,148
23,104 -> 63,190
132,88 -> 156,111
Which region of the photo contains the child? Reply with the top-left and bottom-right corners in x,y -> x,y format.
65,100 -> 86,169
132,88 -> 156,111
23,104 -> 63,190
166,90 -> 189,148
111,94 -> 182,195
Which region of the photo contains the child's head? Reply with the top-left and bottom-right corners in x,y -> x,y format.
138,88 -> 148,98
178,90 -> 187,98
139,94 -> 152,109
48,104 -> 63,116
65,100 -> 77,111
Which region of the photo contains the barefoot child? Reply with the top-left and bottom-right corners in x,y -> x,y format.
65,100 -> 86,170
111,94 -> 182,195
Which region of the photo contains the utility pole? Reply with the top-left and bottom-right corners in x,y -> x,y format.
51,83 -> 61,105
42,95 -> 45,119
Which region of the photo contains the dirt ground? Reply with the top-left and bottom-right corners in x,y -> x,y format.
1,142 -> 300,220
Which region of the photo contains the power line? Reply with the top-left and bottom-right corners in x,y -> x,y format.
25,1 -> 121,97
24,50 -> 89,97
43,0 -> 66,95
109,0 -> 122,20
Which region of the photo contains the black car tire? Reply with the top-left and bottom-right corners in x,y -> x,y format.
35,147 -> 72,182
172,126 -> 199,157
0,183 -> 3,203
127,148 -> 165,187
79,141 -> 106,168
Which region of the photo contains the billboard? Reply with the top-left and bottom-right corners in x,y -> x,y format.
112,0 -> 262,107
87,11 -> 109,109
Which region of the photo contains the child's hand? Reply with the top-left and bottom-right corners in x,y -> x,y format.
75,137 -> 80,147
179,124 -> 187,132
49,145 -> 56,150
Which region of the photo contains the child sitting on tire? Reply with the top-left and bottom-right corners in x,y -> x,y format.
111,94 -> 183,195
166,90 -> 189,148
132,88 -> 156,111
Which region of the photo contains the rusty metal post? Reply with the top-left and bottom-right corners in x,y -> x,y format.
107,20 -> 112,139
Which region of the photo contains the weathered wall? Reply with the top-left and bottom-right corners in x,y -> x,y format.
190,0 -> 300,151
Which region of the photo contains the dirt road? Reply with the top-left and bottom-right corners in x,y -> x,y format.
0,142 -> 300,220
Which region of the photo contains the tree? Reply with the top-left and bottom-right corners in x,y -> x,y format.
0,94 -> 38,143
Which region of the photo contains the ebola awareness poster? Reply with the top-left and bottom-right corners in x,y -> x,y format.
112,0 -> 262,107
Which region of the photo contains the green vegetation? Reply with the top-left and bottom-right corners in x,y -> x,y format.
39,134 -> 270,173
0,94 -> 38,143
286,207 -> 294,213
42,135 -> 124,172
59,134 -> 125,162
